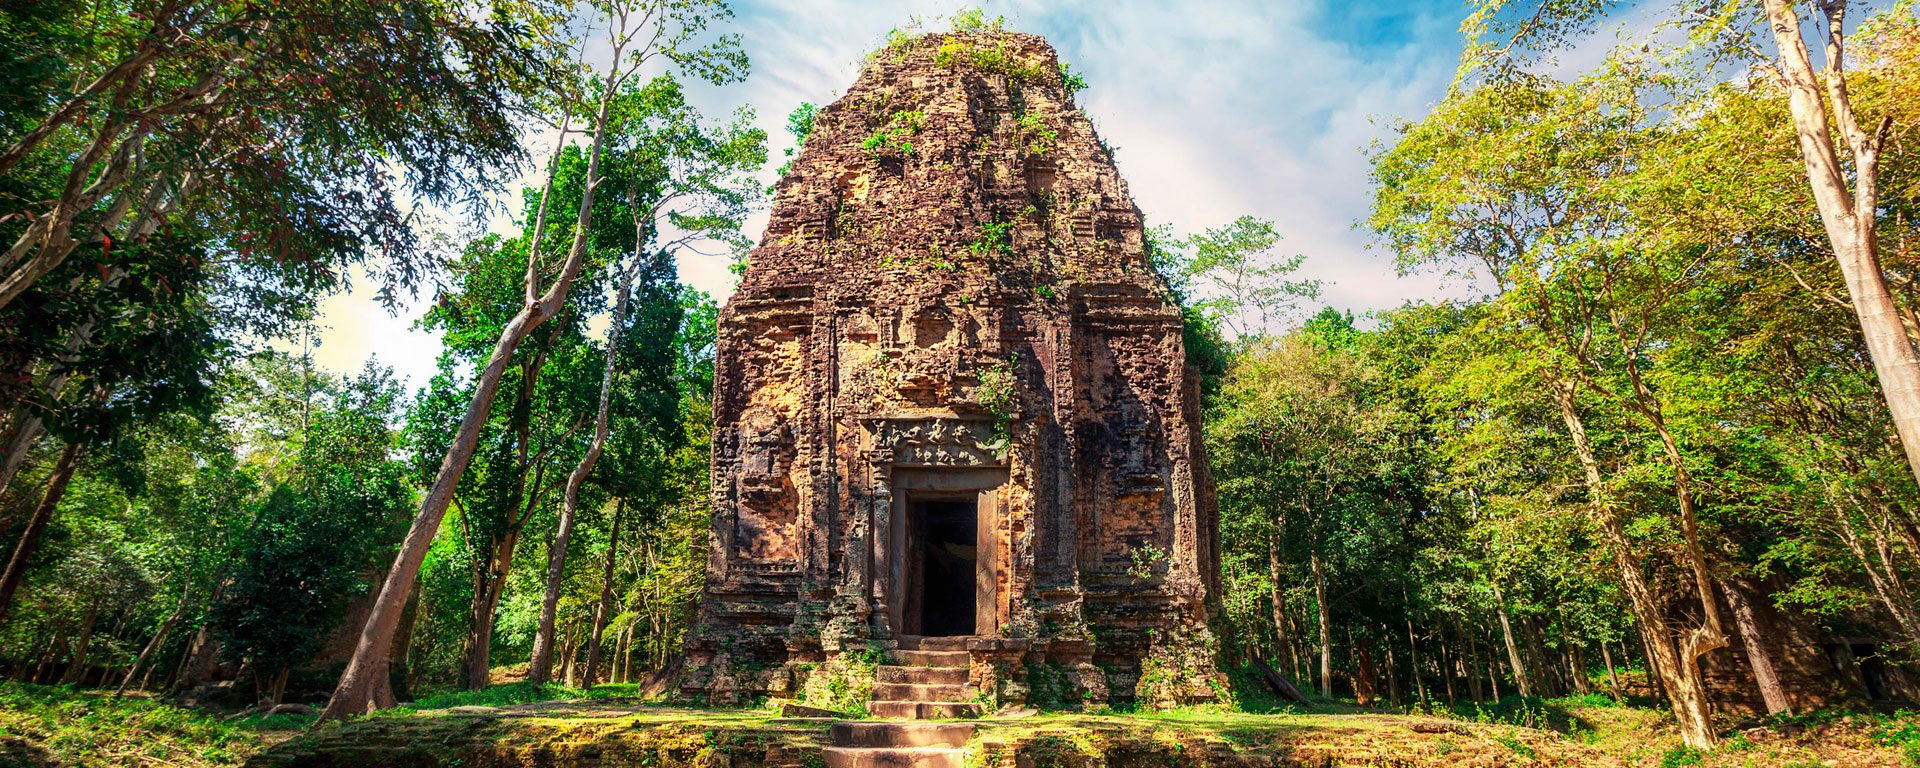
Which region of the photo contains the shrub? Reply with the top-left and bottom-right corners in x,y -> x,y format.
862,110 -> 925,160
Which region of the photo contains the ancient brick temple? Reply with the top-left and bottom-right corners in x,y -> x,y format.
682,29 -> 1221,714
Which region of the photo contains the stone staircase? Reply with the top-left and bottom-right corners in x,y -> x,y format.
824,721 -> 976,768
868,636 -> 980,720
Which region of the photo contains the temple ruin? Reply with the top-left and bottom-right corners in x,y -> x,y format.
682,28 -> 1221,716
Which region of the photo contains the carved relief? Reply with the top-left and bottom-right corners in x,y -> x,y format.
732,407 -> 797,563
688,29 -> 1218,707
869,417 -> 1004,468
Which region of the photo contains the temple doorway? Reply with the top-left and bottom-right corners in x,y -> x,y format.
903,495 -> 978,636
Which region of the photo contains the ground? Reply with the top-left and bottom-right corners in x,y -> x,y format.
0,682 -> 1913,767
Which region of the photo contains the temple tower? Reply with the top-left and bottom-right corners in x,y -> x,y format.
683,28 -> 1221,712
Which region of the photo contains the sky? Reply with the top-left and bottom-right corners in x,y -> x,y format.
298,1 -> 1534,390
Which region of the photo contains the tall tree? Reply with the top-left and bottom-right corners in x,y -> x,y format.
320,0 -> 748,720
525,74 -> 762,682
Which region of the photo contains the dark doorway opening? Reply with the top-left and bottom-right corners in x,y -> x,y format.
905,497 -> 977,636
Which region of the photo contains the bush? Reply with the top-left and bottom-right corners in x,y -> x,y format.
0,682 -> 303,767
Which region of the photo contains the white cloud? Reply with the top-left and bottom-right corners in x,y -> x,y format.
311,0 -> 1488,384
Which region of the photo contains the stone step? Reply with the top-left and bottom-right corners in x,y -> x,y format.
890,650 -> 969,668
869,701 -> 981,720
824,747 -> 967,768
877,665 -> 969,685
873,682 -> 972,702
830,722 -> 975,749
897,635 -> 973,651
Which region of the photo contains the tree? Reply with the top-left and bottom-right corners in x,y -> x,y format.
525,74 -> 764,682
319,0 -> 749,720
1461,0 -> 1920,524
1167,216 -> 1321,343
212,363 -> 409,704
0,0 -> 562,312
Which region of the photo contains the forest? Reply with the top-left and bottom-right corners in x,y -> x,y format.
4,1 -> 1920,767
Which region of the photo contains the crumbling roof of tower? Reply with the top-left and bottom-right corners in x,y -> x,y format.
744,26 -> 1171,306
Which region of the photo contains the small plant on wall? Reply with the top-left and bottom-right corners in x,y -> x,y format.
1127,542 -> 1168,580
863,110 -> 925,160
1016,112 -> 1055,155
976,359 -> 1018,455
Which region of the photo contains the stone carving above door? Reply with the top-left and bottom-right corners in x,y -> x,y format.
867,416 -> 1006,468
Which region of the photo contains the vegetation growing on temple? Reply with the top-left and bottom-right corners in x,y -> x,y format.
0,2 -> 1919,766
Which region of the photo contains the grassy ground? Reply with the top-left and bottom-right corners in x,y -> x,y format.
1,680 -> 1918,767
0,682 -> 313,767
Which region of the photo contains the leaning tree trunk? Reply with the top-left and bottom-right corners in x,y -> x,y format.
529,248 -> 648,684
1492,581 -> 1532,698
582,499 -> 625,688
61,597 -> 101,685
0,441 -> 81,624
1724,578 -> 1790,715
116,582 -> 192,696
318,62 -> 619,722
1551,378 -> 1718,748
1761,0 -> 1920,488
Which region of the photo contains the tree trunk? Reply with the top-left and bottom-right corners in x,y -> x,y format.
391,573 -> 422,703
1835,510 -> 1920,652
1601,642 -> 1618,696
1761,0 -> 1920,487
0,441 -> 80,624
461,530 -> 518,691
1551,377 -> 1716,747
1724,579 -> 1790,715
35,628 -> 66,684
116,582 -> 191,696
583,499 -> 624,688
1465,629 -> 1484,702
0,414 -> 44,500
1493,583 -> 1531,698
1406,616 -> 1428,705
1267,507 -> 1291,669
1568,642 -> 1591,695
530,248 -> 647,685
1353,638 -> 1376,705
1485,627 -> 1502,700
1311,550 -> 1331,698
318,16 -> 632,719
61,598 -> 100,685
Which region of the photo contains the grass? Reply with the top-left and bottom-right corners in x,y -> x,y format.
391,681 -> 650,713
0,681 -> 309,767
9,676 -> 1920,768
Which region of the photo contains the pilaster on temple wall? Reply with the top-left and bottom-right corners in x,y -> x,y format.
682,28 -> 1221,709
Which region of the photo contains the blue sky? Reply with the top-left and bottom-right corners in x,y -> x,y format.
301,1 -> 1524,388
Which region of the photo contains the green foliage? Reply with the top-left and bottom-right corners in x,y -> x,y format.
970,218 -> 1016,259
1658,745 -> 1704,768
975,361 -> 1018,455
0,682 -> 303,767
1493,731 -> 1538,759
775,102 -> 819,179
1876,712 -> 1920,767
394,682 -> 647,713
863,110 -> 926,160
951,7 -> 1005,33
1016,112 -> 1056,155
1059,61 -> 1089,96
213,361 -> 412,686
1156,216 -> 1320,343
798,647 -> 883,717
1126,544 -> 1168,580
934,38 -> 1048,81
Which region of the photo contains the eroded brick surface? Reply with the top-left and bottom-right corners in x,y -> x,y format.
683,29 -> 1221,709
